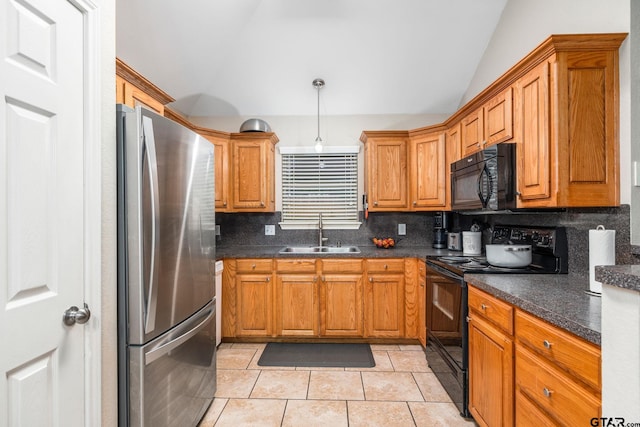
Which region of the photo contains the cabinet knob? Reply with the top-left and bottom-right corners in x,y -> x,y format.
260,201 -> 265,207
252,264 -> 256,269
543,340 -> 552,349
369,277 -> 373,283
413,201 -> 417,206
542,387 -> 553,398
384,264 -> 388,270
373,201 -> 378,206
481,303 -> 488,310
223,201 -> 227,207
266,276 -> 270,282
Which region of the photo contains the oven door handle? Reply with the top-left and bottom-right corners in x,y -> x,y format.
426,261 -> 465,283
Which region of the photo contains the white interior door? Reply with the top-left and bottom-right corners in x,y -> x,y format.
0,0 -> 101,425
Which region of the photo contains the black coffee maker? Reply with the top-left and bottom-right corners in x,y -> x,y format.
433,211 -> 451,249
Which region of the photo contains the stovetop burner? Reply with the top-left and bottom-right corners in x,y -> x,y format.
430,224 -> 568,275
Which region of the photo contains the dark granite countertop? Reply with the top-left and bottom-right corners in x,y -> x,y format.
595,264 -> 640,292
464,273 -> 601,345
216,244 -> 459,259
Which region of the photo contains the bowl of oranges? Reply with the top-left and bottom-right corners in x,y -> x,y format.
372,237 -> 396,249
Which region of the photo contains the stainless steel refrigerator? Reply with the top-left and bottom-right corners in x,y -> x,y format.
117,105 -> 216,427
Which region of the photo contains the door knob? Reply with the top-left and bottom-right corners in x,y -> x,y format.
63,303 -> 91,326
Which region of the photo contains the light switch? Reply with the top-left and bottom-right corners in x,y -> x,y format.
265,224 -> 276,235
398,223 -> 406,235
634,161 -> 640,187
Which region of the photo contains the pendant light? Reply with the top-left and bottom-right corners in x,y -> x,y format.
313,78 -> 325,153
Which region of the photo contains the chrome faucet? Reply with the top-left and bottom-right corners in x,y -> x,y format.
318,213 -> 328,247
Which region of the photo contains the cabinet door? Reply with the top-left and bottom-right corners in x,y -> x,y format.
410,132 -> 446,209
418,261 -> 427,347
444,123 -> 462,210
231,140 -> 272,211
461,108 -> 484,157
236,273 -> 273,337
213,138 -> 229,211
484,87 -> 514,147
366,137 -> 408,210
365,273 -> 405,338
468,314 -> 514,427
514,61 -> 551,203
320,274 -> 363,337
276,274 -> 319,336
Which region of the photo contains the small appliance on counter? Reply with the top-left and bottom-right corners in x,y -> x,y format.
448,232 -> 462,251
433,211 -> 450,249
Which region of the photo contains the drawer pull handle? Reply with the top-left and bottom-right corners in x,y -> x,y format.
543,387 -> 553,398
481,303 -> 488,310
543,340 -> 552,349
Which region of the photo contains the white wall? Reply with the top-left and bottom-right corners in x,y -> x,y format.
461,0 -> 631,206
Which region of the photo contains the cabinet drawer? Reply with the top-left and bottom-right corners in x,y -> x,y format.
515,388 -> 559,427
321,259 -> 363,274
515,309 -> 600,390
275,259 -> 317,273
516,345 -> 600,426
468,286 -> 514,335
366,259 -> 405,273
236,259 -> 273,273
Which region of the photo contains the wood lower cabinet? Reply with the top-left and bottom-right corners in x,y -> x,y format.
467,286 -> 514,427
236,272 -> 274,337
275,259 -> 319,336
364,259 -> 405,338
515,309 -> 601,426
417,260 -> 427,347
320,273 -> 363,337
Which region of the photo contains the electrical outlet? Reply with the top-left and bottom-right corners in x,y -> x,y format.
265,224 -> 276,235
398,223 -> 406,235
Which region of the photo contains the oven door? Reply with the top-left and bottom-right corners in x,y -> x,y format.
425,261 -> 470,418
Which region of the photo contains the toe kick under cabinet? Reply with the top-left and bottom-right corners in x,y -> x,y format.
221,257 -> 423,341
467,285 -> 601,427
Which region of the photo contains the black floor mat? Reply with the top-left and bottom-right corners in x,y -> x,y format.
257,343 -> 375,368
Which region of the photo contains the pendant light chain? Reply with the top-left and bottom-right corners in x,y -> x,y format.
313,78 -> 325,152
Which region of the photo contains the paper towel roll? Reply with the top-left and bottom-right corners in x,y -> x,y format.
589,225 -> 615,294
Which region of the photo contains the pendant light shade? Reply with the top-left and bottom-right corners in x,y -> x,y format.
313,78 -> 325,153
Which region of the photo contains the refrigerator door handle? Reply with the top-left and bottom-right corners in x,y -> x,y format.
144,300 -> 215,365
142,116 -> 161,335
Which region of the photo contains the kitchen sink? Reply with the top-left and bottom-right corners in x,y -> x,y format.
278,245 -> 361,254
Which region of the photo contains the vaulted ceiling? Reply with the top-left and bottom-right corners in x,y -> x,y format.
116,0 -> 508,118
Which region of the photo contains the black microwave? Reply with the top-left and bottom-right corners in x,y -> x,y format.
451,143 -> 516,211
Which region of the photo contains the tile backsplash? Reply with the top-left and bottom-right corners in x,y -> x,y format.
216,205 -> 635,275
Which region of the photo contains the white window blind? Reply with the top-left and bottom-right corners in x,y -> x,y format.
280,153 -> 360,229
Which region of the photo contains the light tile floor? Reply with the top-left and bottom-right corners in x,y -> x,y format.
199,343 -> 478,427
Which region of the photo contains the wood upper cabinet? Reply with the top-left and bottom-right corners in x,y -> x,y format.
230,133 -> 278,212
461,108 -> 485,157
467,286 -> 515,427
361,131 -> 409,211
514,61 -> 552,204
461,87 -> 514,157
115,58 -> 173,115
364,259 -> 405,338
409,130 -> 447,210
199,130 -> 230,211
513,34 -> 625,208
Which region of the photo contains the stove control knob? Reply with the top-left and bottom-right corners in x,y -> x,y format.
532,232 -> 540,242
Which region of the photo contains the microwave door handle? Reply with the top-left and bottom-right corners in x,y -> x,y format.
485,165 -> 494,207
477,166 -> 488,208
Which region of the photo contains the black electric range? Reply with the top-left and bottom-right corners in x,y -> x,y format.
424,225 -> 568,419
430,224 -> 569,276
